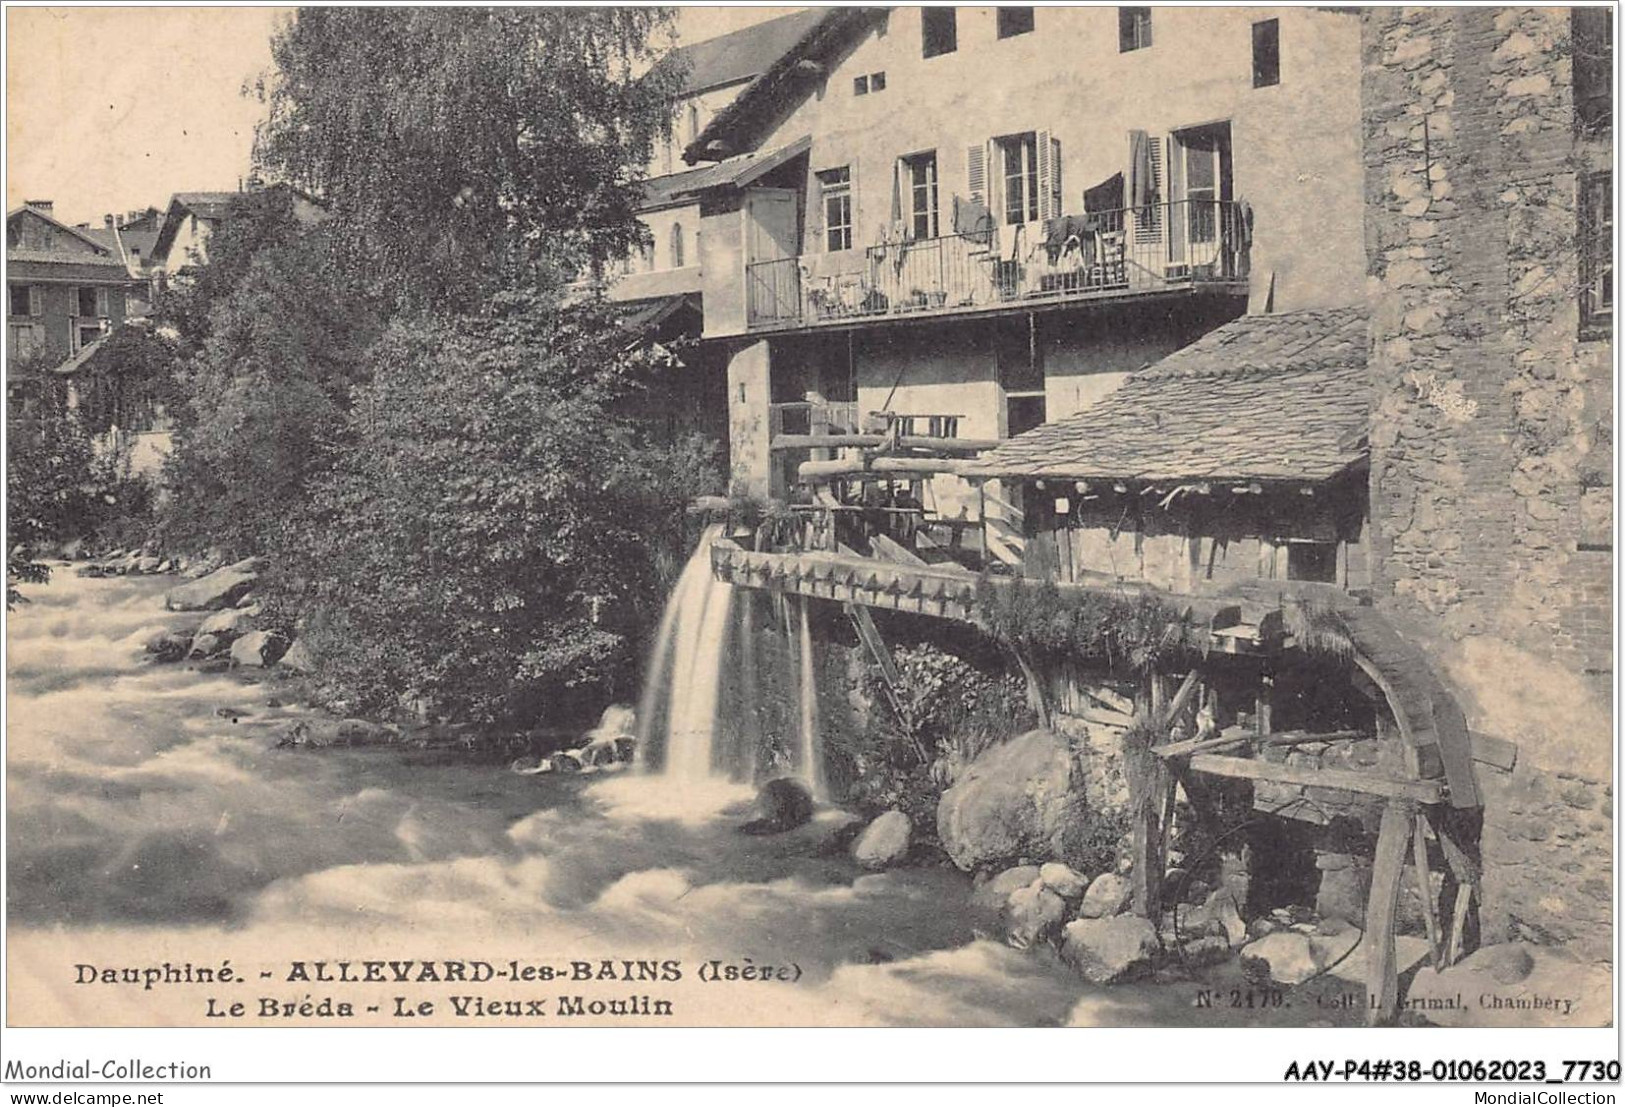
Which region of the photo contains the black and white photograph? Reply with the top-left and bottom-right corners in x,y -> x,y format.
1,0 -> 1618,1090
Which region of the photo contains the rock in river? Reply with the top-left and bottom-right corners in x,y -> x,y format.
739,778 -> 815,835
936,729 -> 1085,871
231,630 -> 288,668
165,557 -> 261,612
851,809 -> 911,870
1060,915 -> 1159,984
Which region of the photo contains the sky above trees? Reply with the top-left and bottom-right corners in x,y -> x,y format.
5,6 -> 801,228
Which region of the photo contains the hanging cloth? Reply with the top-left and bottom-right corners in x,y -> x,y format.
1128,130 -> 1152,212
1084,171 -> 1125,215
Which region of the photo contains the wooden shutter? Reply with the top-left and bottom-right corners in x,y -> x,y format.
1037,131 -> 1062,219
27,285 -> 42,316
967,143 -> 987,206
96,286 -> 110,317
1142,136 -> 1165,243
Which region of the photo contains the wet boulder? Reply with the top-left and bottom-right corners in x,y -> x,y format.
231,630 -> 288,668
1060,915 -> 1159,984
739,778 -> 815,835
187,632 -> 225,660
970,864 -> 1043,913
851,809 -> 911,870
135,555 -> 164,574
1003,880 -> 1067,949
1077,872 -> 1133,919
165,557 -> 261,611
141,627 -> 192,663
197,605 -> 258,645
1237,928 -> 1361,986
936,729 -> 1085,872
1040,862 -> 1089,901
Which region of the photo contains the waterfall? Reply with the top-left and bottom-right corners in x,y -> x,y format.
794,597 -> 826,801
636,526 -> 824,800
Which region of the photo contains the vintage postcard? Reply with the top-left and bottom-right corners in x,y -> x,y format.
2,0 -> 1617,1087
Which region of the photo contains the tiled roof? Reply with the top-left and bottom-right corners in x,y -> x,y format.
7,206 -> 117,255
967,308 -> 1371,484
643,134 -> 811,206
664,9 -> 826,95
7,252 -> 134,282
685,9 -> 882,162
170,192 -> 239,221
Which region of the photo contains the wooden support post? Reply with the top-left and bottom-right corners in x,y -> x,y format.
1011,646 -> 1053,730
1365,800 -> 1415,1026
1255,667 -> 1274,737
1412,812 -> 1444,971
1426,805 -> 1483,967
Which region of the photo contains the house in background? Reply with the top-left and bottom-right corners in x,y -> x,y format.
590,10 -> 833,478
7,202 -> 133,367
149,182 -> 324,278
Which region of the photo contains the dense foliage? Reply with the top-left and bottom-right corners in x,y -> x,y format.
265,293 -> 717,723
158,206 -> 380,559
976,575 -> 1194,672
837,641 -> 1034,836
6,387 -> 153,605
252,7 -> 681,310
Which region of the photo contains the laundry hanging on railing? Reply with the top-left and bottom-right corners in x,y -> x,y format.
953,195 -> 995,247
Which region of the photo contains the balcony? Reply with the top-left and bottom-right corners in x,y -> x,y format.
745,199 -> 1250,332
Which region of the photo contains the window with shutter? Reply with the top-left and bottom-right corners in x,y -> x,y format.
28,285 -> 42,317
995,133 -> 1040,225
966,144 -> 987,206
1036,131 -> 1062,219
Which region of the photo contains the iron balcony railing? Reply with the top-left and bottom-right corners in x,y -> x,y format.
745,198 -> 1249,331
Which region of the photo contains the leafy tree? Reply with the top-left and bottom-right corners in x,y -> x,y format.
252,7 -> 682,310
158,222 -> 381,558
6,377 -> 97,605
267,292 -> 719,723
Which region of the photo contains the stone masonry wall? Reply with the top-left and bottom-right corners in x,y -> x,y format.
1362,7 -> 1612,957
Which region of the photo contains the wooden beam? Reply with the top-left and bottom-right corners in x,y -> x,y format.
1153,730 -> 1251,759
1366,800 -> 1415,1026
771,433 -> 1001,453
1469,730 -> 1518,772
1258,729 -> 1366,748
1413,812 -> 1444,971
1162,668 -> 1202,724
799,456 -> 975,481
1186,754 -> 1445,804
869,533 -> 928,567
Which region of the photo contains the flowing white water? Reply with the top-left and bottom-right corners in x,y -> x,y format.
794,596 -> 826,801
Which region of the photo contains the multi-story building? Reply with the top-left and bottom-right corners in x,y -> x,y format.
669,6 -> 1365,503
6,202 -> 133,367
675,7 -> 1612,1019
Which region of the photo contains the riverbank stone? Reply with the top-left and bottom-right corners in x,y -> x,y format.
1077,872 -> 1133,919
1040,862 -> 1088,900
1003,880 -> 1067,949
970,864 -> 1043,912
852,810 -> 911,870
1060,915 -> 1159,983
198,605 -> 258,644
142,627 -> 192,663
165,557 -> 261,611
231,630 -> 288,668
937,729 -> 1085,871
